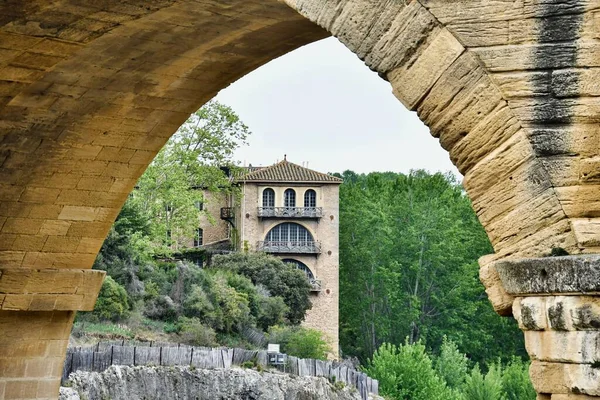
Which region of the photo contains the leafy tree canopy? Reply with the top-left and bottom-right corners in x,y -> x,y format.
128,100 -> 250,254
211,252 -> 313,325
338,170 -> 526,364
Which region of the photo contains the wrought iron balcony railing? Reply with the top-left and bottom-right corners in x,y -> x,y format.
257,207 -> 323,219
257,241 -> 322,254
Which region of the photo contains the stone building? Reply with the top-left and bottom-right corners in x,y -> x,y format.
195,158 -> 342,355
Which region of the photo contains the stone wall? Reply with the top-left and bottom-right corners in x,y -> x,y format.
238,182 -> 340,356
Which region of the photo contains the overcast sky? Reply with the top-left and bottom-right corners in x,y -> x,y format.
215,37 -> 459,177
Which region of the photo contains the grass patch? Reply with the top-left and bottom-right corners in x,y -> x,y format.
73,321 -> 134,339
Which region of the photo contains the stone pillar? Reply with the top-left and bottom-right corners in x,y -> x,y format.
494,256 -> 600,399
0,269 -> 104,400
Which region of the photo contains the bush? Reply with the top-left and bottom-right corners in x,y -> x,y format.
92,276 -> 129,321
268,326 -> 331,360
256,295 -> 288,331
463,364 -> 506,400
365,341 -> 460,400
435,336 -> 469,389
183,284 -> 215,320
212,252 -> 312,324
179,317 -> 217,347
501,358 -> 536,400
143,295 -> 178,322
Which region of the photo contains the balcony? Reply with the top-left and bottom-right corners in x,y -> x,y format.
257,207 -> 323,219
257,241 -> 322,254
220,207 -> 234,220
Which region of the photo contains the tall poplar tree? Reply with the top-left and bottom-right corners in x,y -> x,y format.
337,171 -> 526,365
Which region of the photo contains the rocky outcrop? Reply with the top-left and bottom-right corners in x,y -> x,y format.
61,365 -> 381,400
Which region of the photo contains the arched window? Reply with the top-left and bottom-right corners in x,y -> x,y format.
282,259 -> 315,280
262,188 -> 275,208
266,222 -> 313,243
284,189 -> 296,207
304,189 -> 316,208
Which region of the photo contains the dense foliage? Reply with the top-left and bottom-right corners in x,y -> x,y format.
80,102 -> 325,357
85,207 -> 315,351
212,252 -> 313,324
128,100 -> 249,254
337,171 -> 526,365
366,340 -> 535,400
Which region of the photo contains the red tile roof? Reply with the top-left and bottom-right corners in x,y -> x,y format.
241,160 -> 342,183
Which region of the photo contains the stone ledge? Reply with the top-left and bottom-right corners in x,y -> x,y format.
0,268 -> 104,311
494,255 -> 600,295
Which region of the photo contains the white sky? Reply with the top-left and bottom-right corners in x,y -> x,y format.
215,37 -> 459,177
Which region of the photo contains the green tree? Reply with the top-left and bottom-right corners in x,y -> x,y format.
268,326 -> 331,360
435,336 -> 469,389
212,252 -> 312,324
129,100 -> 249,253
92,276 -> 129,321
338,170 -> 526,364
501,358 -> 536,400
463,364 -> 506,400
365,341 -> 460,400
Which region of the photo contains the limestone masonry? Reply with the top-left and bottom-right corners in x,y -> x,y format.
0,0 -> 599,399
188,158 -> 342,356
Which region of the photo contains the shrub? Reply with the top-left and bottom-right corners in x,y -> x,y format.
365,341 -> 460,400
143,295 -> 178,322
212,252 -> 312,324
463,364 -> 506,400
256,295 -> 288,331
179,317 -> 217,347
435,336 -> 469,389
501,358 -> 536,400
92,276 -> 129,321
183,284 -> 215,320
268,326 -> 331,360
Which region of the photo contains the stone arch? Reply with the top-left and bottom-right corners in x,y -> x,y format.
0,1 -> 598,398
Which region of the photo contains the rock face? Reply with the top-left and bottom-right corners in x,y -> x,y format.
61,366 -> 379,400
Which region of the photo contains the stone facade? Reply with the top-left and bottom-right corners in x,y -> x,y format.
0,0 -> 599,398
181,190 -> 230,250
198,160 -> 342,356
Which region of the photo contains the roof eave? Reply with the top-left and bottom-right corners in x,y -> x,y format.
240,179 -> 342,184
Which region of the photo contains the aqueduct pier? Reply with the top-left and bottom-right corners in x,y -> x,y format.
0,0 -> 599,398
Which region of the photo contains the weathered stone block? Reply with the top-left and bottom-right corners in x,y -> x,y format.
525,330 -> 600,363
572,219 -> 600,248
495,255 -> 600,295
514,297 -> 548,331
531,361 -> 600,396
366,1 -> 440,73
479,259 -> 514,315
449,103 -> 521,174
388,27 -> 464,110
